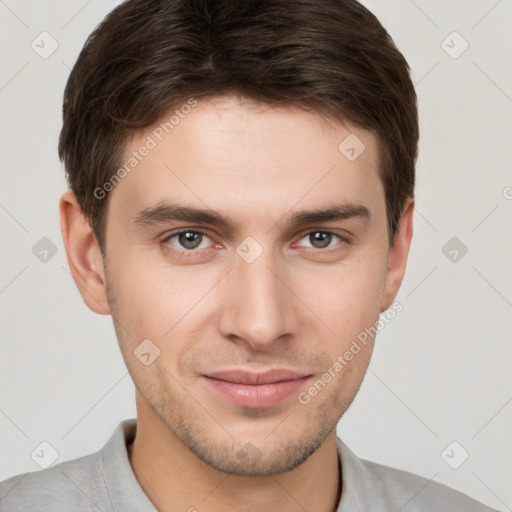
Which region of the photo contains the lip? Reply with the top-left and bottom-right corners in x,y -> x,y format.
202,369 -> 312,408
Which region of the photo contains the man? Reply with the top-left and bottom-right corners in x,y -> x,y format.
0,0 -> 500,510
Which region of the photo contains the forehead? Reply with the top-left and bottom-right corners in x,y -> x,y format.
109,95 -> 384,227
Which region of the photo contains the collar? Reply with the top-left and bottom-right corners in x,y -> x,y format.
100,418 -> 361,511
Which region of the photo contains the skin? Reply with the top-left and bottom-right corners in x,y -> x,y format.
60,94 -> 414,512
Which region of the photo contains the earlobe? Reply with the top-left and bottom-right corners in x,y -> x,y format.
380,197 -> 414,313
59,191 -> 111,315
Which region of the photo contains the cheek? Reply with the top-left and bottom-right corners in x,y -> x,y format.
106,254 -> 215,357
106,235 -> 388,357
107,247 -> 178,320
297,254 -> 387,342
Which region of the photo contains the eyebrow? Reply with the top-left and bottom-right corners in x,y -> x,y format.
133,201 -> 371,230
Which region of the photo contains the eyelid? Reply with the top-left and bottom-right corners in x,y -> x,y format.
295,226 -> 351,239
292,229 -> 349,249
160,227 -> 215,245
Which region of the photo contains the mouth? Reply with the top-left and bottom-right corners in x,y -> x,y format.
201,369 -> 312,408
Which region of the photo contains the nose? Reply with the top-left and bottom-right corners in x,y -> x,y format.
217,246 -> 297,351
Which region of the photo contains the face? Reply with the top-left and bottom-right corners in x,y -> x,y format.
73,95 -> 411,476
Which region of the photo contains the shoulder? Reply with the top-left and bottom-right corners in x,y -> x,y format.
360,457 -> 497,511
0,448 -> 111,512
337,439 -> 500,511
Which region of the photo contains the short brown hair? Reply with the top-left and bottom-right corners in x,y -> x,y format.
58,0 -> 418,253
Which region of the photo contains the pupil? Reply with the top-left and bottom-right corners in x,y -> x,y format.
312,232 -> 330,248
180,231 -> 200,249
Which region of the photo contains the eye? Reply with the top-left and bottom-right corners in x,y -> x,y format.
161,228 -> 347,256
162,229 -> 214,251
295,230 -> 346,250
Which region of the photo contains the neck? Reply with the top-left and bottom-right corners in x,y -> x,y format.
128,394 -> 341,512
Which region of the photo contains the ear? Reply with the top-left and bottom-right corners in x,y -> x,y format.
59,191 -> 110,315
380,197 -> 414,312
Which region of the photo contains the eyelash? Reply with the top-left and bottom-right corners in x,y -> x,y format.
160,228 -> 348,257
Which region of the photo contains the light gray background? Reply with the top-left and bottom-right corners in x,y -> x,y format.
1,0 -> 511,510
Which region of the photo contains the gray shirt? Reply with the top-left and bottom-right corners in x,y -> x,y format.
0,418 -> 499,511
